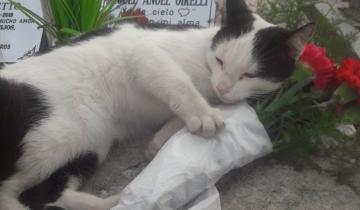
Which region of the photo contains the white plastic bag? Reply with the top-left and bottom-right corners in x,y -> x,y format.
111,103 -> 272,210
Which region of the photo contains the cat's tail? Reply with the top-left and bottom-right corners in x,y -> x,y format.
0,77 -> 49,183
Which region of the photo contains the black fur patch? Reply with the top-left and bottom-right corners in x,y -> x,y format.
45,207 -> 66,210
252,27 -> 295,81
0,78 -> 50,183
212,0 -> 254,49
19,152 -> 99,210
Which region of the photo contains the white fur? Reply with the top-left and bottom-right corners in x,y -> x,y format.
0,19 -> 281,209
48,190 -> 120,210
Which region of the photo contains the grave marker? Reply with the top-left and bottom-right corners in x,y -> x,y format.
0,0 -> 43,63
114,0 -> 216,27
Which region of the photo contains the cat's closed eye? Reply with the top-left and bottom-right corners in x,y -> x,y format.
239,73 -> 257,80
216,57 -> 223,66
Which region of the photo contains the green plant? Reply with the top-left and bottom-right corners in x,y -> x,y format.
257,0 -> 309,30
9,0 -> 136,41
308,10 -> 358,62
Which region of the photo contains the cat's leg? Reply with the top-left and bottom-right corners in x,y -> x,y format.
133,45 -> 224,137
46,190 -> 120,210
16,150 -> 102,210
0,174 -> 35,210
17,169 -> 119,210
0,153 -> 105,210
146,117 -> 184,159
0,197 -> 28,210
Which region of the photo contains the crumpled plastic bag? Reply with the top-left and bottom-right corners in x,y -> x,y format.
111,103 -> 272,210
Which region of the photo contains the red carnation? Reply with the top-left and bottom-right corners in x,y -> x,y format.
336,58 -> 360,92
300,43 -> 337,90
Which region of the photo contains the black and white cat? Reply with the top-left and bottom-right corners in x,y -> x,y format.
0,0 -> 313,209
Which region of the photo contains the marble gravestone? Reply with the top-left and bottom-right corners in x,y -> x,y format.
114,0 -> 217,27
0,0 -> 44,63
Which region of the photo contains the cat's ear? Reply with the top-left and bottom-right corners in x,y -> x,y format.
286,23 -> 315,59
225,0 -> 252,26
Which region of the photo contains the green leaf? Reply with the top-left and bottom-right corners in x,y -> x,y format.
58,0 -> 80,30
49,0 -> 70,29
334,83 -> 358,104
309,87 -> 325,100
291,64 -> 313,82
96,0 -> 119,28
79,0 -> 102,31
9,0 -> 59,38
265,77 -> 313,113
60,28 -> 81,36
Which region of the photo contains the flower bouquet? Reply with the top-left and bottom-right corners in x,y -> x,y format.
256,43 -> 360,163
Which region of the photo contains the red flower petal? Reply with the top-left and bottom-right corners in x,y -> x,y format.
300,43 -> 337,90
336,58 -> 360,100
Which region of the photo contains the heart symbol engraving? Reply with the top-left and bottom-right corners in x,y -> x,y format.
178,8 -> 190,17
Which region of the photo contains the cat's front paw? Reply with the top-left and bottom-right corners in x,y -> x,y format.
186,107 -> 224,137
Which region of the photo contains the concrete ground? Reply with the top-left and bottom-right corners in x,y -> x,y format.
82,138 -> 360,210
218,160 -> 360,210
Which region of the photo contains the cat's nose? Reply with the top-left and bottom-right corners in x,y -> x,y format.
216,83 -> 229,95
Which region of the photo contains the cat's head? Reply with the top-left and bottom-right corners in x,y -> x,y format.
207,0 -> 314,104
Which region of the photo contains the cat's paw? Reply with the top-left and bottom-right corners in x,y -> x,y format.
186,107 -> 224,137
